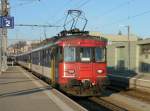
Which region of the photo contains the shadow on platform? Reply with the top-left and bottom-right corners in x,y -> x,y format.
0,86 -> 52,99
0,79 -> 40,85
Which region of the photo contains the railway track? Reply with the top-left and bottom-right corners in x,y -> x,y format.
20,64 -> 150,111
120,89 -> 150,103
107,85 -> 150,103
19,65 -> 111,111
89,97 -> 128,111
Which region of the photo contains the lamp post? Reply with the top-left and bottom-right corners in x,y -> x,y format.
126,25 -> 130,71
119,25 -> 131,71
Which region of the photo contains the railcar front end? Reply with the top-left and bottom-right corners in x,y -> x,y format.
54,37 -> 108,96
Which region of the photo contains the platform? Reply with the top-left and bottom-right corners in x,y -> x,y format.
108,72 -> 150,93
0,66 -> 87,111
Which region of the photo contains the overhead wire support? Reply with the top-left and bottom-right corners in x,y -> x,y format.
15,24 -> 62,28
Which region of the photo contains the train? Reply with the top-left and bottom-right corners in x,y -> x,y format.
16,30 -> 108,96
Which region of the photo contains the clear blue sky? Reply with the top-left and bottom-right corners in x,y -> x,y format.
8,0 -> 150,44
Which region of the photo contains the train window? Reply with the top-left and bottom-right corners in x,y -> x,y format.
40,50 -> 44,66
95,47 -> 105,62
64,47 -> 76,62
43,49 -> 47,66
80,48 -> 92,62
45,49 -> 50,67
56,47 -> 63,62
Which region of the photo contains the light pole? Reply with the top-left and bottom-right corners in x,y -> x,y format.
126,25 -> 130,71
119,25 -> 131,71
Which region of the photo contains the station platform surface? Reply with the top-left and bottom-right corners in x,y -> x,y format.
0,66 -> 86,111
108,72 -> 150,93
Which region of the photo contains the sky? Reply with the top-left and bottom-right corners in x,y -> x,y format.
8,0 -> 150,45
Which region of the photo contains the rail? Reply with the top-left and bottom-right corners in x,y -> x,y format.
89,97 -> 128,111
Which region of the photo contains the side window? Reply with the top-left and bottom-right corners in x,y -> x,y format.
45,49 -> 50,67
56,47 -> 63,62
59,47 -> 63,62
40,50 -> 43,66
43,50 -> 46,66
95,47 -> 106,62
64,47 -> 76,62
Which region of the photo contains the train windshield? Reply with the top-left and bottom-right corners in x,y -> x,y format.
80,48 -> 92,62
64,47 -> 76,62
64,47 -> 105,62
95,47 -> 105,62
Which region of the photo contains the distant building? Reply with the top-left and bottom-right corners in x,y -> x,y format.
8,47 -> 15,56
137,39 -> 150,73
8,40 -> 40,55
105,34 -> 139,74
90,32 -> 139,74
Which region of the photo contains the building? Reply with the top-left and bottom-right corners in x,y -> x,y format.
137,39 -> 150,73
90,32 -> 139,74
105,34 -> 139,74
8,41 -> 40,55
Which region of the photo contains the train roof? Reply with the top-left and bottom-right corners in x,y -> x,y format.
58,34 -> 107,41
16,33 -> 107,56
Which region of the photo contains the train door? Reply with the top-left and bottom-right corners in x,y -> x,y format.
50,54 -> 55,83
50,47 -> 58,83
78,47 -> 93,79
50,47 -> 62,84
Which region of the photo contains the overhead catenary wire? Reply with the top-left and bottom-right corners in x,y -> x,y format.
15,24 -> 61,28
47,0 -> 72,20
51,0 -> 91,28
76,0 -> 91,9
8,39 -> 41,41
54,0 -> 134,28
47,0 -> 82,26
101,8 -> 150,28
10,0 -> 40,9
95,0 -> 135,29
100,0 -> 135,17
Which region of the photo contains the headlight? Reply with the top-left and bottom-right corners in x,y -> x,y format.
97,70 -> 103,74
68,70 -> 75,74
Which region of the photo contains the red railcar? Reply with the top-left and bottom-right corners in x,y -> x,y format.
52,32 -> 108,96
17,31 -> 108,96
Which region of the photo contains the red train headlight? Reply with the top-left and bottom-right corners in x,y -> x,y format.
97,69 -> 103,74
68,70 -> 75,74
